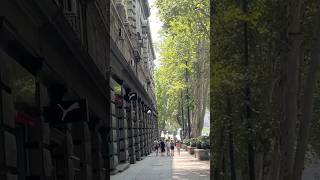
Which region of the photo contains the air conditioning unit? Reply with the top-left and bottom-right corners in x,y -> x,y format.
133,50 -> 141,62
138,38 -> 143,47
119,28 -> 125,40
141,19 -> 148,27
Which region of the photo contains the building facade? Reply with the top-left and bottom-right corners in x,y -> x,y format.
109,0 -> 158,174
0,0 -> 157,179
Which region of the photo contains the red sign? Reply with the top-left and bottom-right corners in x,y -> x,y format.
15,112 -> 36,127
114,95 -> 123,106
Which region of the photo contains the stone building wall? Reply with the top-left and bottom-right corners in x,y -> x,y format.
0,0 -> 158,179
0,0 -> 110,180
111,0 -> 156,105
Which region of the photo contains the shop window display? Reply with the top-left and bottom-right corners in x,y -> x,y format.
0,50 -> 37,178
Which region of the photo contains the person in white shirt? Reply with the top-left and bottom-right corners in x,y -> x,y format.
166,140 -> 171,156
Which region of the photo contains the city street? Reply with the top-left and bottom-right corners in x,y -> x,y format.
110,149 -> 210,180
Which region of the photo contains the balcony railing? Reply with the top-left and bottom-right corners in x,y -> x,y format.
53,0 -> 82,43
111,0 -> 142,65
64,12 -> 80,36
111,0 -> 157,100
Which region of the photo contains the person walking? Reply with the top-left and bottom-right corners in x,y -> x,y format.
160,140 -> 165,156
166,140 -> 171,156
154,140 -> 159,156
176,140 -> 181,156
170,140 -> 175,156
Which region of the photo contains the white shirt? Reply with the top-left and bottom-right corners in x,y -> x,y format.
166,142 -> 171,148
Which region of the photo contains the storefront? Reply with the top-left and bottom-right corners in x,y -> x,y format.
0,10 -> 110,179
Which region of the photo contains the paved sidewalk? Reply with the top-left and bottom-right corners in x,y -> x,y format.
110,149 -> 210,180
172,150 -> 210,180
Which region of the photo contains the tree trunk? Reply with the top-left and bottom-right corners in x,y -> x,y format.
198,40 -> 209,136
191,40 -> 209,137
255,153 -> 263,180
214,121 -> 226,180
181,91 -> 185,139
200,79 -> 209,128
279,0 -> 303,179
227,95 -> 237,180
292,3 -> 320,179
270,140 -> 280,180
241,0 -> 255,178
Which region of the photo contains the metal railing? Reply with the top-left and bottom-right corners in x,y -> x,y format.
64,12 -> 80,36
53,0 -> 82,42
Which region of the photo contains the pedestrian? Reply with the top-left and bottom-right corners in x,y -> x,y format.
176,140 -> 181,156
170,140 -> 175,156
154,140 -> 159,156
166,140 -> 171,156
160,140 -> 165,156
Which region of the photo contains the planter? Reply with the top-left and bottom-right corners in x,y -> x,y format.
184,144 -> 188,151
181,144 -> 186,149
187,146 -> 195,155
194,149 -> 209,160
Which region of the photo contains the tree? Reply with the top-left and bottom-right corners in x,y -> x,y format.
211,0 -> 320,179
155,0 -> 210,138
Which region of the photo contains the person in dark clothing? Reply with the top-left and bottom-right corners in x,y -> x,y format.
160,140 -> 166,156
170,140 -> 175,156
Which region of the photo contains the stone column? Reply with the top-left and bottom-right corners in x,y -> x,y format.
135,99 -> 141,160
132,100 -> 140,161
26,83 -> 54,180
148,112 -> 152,154
91,129 -> 104,180
146,108 -> 149,155
98,127 -> 109,178
146,107 -> 149,155
72,122 -> 92,180
139,102 -> 144,157
148,113 -> 152,154
143,105 -> 148,156
118,93 -> 129,164
0,87 -> 17,180
109,88 -> 118,173
45,83 -> 78,180
127,100 -> 136,164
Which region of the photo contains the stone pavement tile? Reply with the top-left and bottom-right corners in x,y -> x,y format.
111,153 -> 173,180
172,150 -> 210,180
111,149 -> 210,180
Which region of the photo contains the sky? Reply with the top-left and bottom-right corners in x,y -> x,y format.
148,0 -> 162,67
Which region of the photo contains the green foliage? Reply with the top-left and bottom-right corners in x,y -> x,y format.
211,0 -> 320,178
184,136 -> 210,149
183,138 -> 190,146
155,0 -> 210,135
190,138 -> 197,147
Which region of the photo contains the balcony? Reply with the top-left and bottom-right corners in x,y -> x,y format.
53,0 -> 83,43
64,12 -> 80,36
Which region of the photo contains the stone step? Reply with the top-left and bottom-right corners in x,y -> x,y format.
116,162 -> 130,172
